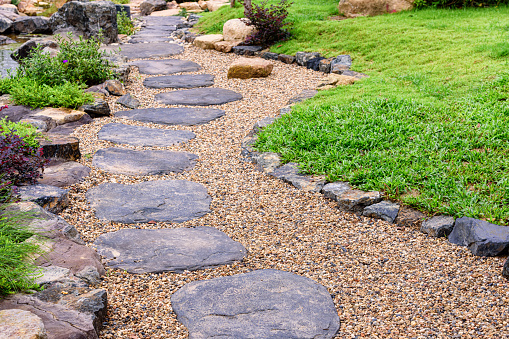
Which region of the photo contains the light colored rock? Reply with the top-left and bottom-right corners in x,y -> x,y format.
228,57 -> 273,79
32,108 -> 85,126
34,266 -> 70,286
179,1 -> 201,11
193,34 -> 223,49
213,39 -> 241,53
223,18 -> 255,42
0,309 -> 47,339
338,0 -> 413,18
207,1 -> 228,11
317,73 -> 359,90
198,0 -> 207,9
150,8 -> 180,16
104,79 -> 126,96
0,4 -> 19,14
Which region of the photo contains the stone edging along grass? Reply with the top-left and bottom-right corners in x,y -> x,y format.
242,105 -> 509,278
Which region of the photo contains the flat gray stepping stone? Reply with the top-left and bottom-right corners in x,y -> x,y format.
98,123 -> 195,147
86,180 -> 211,223
155,88 -> 242,106
116,107 -> 225,126
130,59 -> 202,75
143,74 -> 214,89
130,37 -> 174,44
94,227 -> 246,273
92,147 -> 197,175
116,42 -> 183,60
171,269 -> 340,339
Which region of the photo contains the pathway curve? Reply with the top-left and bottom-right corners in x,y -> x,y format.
59,16 -> 509,339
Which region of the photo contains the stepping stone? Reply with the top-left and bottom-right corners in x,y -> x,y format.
129,37 -> 174,44
92,147 -> 197,175
130,59 -> 202,75
18,184 -> 69,213
94,227 -> 246,274
116,107 -> 225,126
143,74 -> 214,89
86,180 -> 211,223
155,88 -> 242,106
171,269 -> 340,339
113,42 -> 183,60
98,123 -> 196,147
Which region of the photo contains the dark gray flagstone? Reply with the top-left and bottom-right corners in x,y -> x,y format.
143,74 -> 214,89
115,107 -> 225,126
114,42 -> 183,60
130,59 -> 202,75
155,88 -> 242,106
97,123 -> 195,147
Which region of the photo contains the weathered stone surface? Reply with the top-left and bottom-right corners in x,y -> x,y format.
421,215 -> 455,237
129,36 -> 173,44
20,116 -> 56,133
98,123 -> 195,147
131,59 -> 201,75
0,105 -> 32,122
0,309 -> 47,339
94,227 -> 246,274
86,180 -> 211,223
116,107 -> 225,125
342,70 -> 369,79
279,105 -> 292,115
35,266 -> 71,286
251,152 -> 280,174
227,57 -> 273,79
338,0 -> 413,18
46,114 -> 93,136
140,0 -> 166,16
296,51 -> 321,66
394,205 -> 425,228
260,51 -> 279,60
38,161 -> 90,187
116,93 -> 140,109
104,79 -> 125,96
0,35 -> 15,45
363,200 -> 400,223
503,258 -> 509,278
330,54 -> 352,73
223,18 -> 255,41
214,39 -> 242,53
12,16 -> 49,34
93,147 -> 197,175
155,88 -> 242,106
150,8 -> 180,16
108,42 -> 183,60
321,181 -> 351,201
271,163 -> 325,193
81,99 -> 111,118
49,1 -> 118,44
143,74 -> 214,89
319,58 -> 333,73
278,54 -> 295,64
193,34 -> 223,49
75,266 -> 101,285
0,15 -> 12,33
307,56 -> 326,71
18,184 -> 69,213
448,217 -> 509,256
287,89 -> 318,104
179,1 -> 201,10
40,134 -> 81,161
252,117 -> 276,135
10,39 -> 57,61
232,45 -> 263,56
32,108 -> 84,126
317,73 -> 359,90
336,189 -> 382,212
171,269 -> 340,339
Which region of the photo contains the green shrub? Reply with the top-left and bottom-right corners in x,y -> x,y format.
414,0 -> 507,8
117,10 -> 136,35
0,118 -> 42,149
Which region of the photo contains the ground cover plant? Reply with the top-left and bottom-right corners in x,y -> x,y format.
198,3 -> 509,224
117,9 -> 136,35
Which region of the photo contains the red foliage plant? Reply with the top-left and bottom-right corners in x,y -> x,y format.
243,0 -> 293,47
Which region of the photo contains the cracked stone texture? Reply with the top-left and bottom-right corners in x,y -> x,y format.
104,42 -> 183,60
362,200 -> 400,224
40,134 -> 81,161
448,217 -> 509,256
92,147 -> 198,175
321,181 -> 351,201
17,184 -> 69,213
94,227 -> 247,274
336,189 -> 383,212
421,215 -> 455,237
171,269 -> 340,339
271,162 -> 325,193
130,59 -> 202,75
155,88 -> 243,106
115,107 -> 225,126
143,74 -> 215,89
287,89 -> 318,105
250,152 -> 280,174
86,180 -> 211,223
0,309 -> 47,339
98,123 -> 195,147
38,161 -> 91,187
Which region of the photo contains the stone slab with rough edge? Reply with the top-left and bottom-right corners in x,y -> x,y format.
271,163 -> 325,193
155,88 -> 242,106
129,36 -> 174,44
363,200 -> 400,223
86,180 -> 211,223
130,59 -> 202,75
394,205 -> 426,228
336,189 -> 382,212
94,227 -> 246,274
18,184 -> 69,214
0,309 -> 47,339
321,182 -> 351,201
143,74 -> 215,89
40,134 -> 80,161
92,147 -> 198,175
171,269 -> 340,339
193,34 -> 223,49
116,107 -> 225,126
98,123 -> 196,147
38,161 -> 90,187
288,89 -> 318,104
448,217 -> 509,256
104,42 -> 183,60
421,215 -> 455,237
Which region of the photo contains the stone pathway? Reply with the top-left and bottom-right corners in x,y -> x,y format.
155,88 -> 243,106
98,123 -> 196,146
115,107 -> 225,125
130,59 -> 202,75
143,74 -> 215,89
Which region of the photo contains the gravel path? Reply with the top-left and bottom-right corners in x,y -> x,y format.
60,44 -> 509,338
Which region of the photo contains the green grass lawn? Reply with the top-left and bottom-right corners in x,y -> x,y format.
197,3 -> 509,224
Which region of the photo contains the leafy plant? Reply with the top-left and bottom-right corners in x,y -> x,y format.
10,0 -> 19,5
243,0 -> 293,46
0,117 -> 43,149
117,9 -> 136,35
178,7 -> 188,17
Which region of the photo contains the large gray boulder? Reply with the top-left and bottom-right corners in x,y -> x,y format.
171,269 -> 340,338
140,0 -> 167,16
12,16 -> 50,34
448,217 -> 509,256
49,1 -> 118,44
0,15 -> 12,33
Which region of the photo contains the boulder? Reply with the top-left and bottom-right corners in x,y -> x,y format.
336,189 -> 383,212
260,51 -> 279,60
0,309 -> 47,339
140,0 -> 167,16
319,58 -> 334,73
338,0 -> 414,18
45,114 -> 93,136
0,35 -> 15,45
330,54 -> 352,74
278,54 -> 295,64
227,57 -> 273,79
252,117 -> 277,135
421,215 -> 455,237
150,8 -> 180,16
0,4 -> 19,14
394,205 -> 425,228
317,73 -> 359,90
307,56 -> 326,71
0,14 -> 12,33
223,18 -> 255,42
40,135 -> 81,161
193,34 -> 223,49
251,152 -> 281,174
287,89 -> 318,104
18,184 -> 69,214
214,40 -> 241,53
38,161 -> 91,187
321,182 -> 351,201
295,51 -> 321,66
503,257 -> 509,278
49,1 -> 118,44
362,200 -> 400,223
11,39 -> 58,61
179,1 -> 201,11
80,99 -> 111,118
207,1 -> 228,11
32,108 -> 85,126
232,45 -> 262,56
448,217 -> 509,256
12,16 -> 50,34
116,93 -> 140,109
104,79 -> 126,96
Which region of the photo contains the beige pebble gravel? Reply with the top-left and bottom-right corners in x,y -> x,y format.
60,44 -> 509,338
